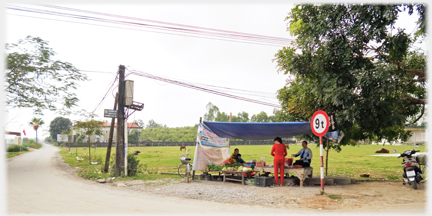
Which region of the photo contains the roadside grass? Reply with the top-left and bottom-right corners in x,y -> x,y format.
57,144 -> 427,181
7,152 -> 27,158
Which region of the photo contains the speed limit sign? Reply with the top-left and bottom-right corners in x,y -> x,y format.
311,110 -> 329,136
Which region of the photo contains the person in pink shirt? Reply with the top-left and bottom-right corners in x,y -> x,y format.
271,137 -> 287,186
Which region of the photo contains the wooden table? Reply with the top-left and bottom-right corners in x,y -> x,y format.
254,166 -> 313,187
222,171 -> 253,185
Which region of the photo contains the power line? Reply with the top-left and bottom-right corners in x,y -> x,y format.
7,4 -> 294,47
129,69 -> 281,108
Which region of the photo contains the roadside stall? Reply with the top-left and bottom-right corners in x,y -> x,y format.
193,121 -> 317,186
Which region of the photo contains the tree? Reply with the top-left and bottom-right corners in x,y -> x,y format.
5,36 -> 88,115
74,119 -> 104,164
274,4 -> 427,144
203,102 -> 220,121
128,130 -> 141,143
49,117 -> 72,141
44,136 -> 53,144
146,119 -> 165,128
134,119 -> 145,128
29,117 -> 44,143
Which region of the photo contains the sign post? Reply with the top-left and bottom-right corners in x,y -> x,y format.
22,137 -> 29,147
310,110 -> 329,193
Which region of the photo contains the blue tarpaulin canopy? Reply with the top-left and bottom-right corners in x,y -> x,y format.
203,121 -> 313,140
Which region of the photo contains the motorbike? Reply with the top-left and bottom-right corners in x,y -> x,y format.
393,144 -> 423,189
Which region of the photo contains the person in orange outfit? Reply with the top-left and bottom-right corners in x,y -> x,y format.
271,137 -> 287,186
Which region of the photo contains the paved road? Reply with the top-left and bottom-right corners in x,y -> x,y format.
6,144 -> 298,215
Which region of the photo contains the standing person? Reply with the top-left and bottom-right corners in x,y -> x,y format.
292,141 -> 313,167
271,137 -> 287,186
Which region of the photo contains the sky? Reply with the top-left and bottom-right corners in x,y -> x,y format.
2,1 -> 297,140
1,0 -> 428,142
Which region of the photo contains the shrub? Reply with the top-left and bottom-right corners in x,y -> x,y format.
7,145 -> 28,152
109,154 -> 145,176
28,140 -> 42,149
127,154 -> 143,176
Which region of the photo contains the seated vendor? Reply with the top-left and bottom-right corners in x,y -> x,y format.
291,141 -> 312,167
236,154 -> 245,164
231,148 -> 240,163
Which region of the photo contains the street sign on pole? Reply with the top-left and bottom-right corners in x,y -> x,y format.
104,109 -> 117,118
311,110 -> 329,193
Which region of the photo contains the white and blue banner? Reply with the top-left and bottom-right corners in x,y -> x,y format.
192,123 -> 230,171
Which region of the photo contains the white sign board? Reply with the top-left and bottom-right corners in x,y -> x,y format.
57,134 -> 68,142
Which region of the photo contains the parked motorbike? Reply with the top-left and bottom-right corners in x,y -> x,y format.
393,144 -> 423,189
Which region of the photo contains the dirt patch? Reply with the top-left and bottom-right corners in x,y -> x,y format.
105,177 -> 427,213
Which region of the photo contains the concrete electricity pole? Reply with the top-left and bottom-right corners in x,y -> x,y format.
115,65 -> 125,177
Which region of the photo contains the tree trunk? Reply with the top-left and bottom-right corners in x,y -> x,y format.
88,136 -> 91,164
36,129 -> 38,144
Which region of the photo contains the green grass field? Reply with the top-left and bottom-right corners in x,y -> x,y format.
60,144 -> 427,180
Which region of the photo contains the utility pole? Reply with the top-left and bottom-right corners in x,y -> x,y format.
104,92 -> 118,173
115,65 -> 126,177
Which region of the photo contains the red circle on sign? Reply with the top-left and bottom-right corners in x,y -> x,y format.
310,110 -> 329,136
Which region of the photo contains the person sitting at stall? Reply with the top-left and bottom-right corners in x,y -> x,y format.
230,148 -> 240,163
291,141 -> 312,167
236,154 -> 246,164
271,137 -> 287,187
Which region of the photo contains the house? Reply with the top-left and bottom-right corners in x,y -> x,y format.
99,122 -> 142,143
75,122 -> 142,143
404,126 -> 426,144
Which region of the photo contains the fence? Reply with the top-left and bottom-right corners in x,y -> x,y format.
60,139 -> 297,148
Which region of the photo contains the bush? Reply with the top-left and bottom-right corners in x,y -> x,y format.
7,145 -> 28,152
127,154 -> 144,176
109,154 -> 144,176
28,140 -> 42,149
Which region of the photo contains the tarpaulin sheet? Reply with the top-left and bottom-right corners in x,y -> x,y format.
203,121 -> 313,140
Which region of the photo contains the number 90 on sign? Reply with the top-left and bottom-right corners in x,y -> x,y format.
311,110 -> 329,136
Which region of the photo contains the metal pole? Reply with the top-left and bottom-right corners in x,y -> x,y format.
320,136 -> 324,192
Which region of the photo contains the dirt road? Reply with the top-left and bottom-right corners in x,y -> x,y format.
6,144 -> 428,215
6,144 -> 298,214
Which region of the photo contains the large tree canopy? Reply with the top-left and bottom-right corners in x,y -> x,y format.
5,36 -> 88,115
49,117 -> 73,140
274,4 -> 427,143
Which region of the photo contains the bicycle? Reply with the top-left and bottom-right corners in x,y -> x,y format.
178,149 -> 193,183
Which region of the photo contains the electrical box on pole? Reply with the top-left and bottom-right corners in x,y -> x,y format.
125,80 -> 134,107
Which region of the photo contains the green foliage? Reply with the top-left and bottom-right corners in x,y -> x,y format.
146,119 -> 166,128
5,36 -> 88,115
127,154 -> 144,176
7,145 -> 28,152
49,117 -> 72,140
44,136 -> 53,143
128,130 -> 141,143
74,119 -> 104,163
328,194 -> 342,200
108,153 -> 145,176
28,140 -> 42,149
141,125 -> 198,142
274,4 -> 427,144
203,102 -> 277,123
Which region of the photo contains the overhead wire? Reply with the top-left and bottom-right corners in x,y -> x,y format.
7,4 -> 293,47
34,3 -> 292,44
91,72 -> 119,114
129,69 -> 281,108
